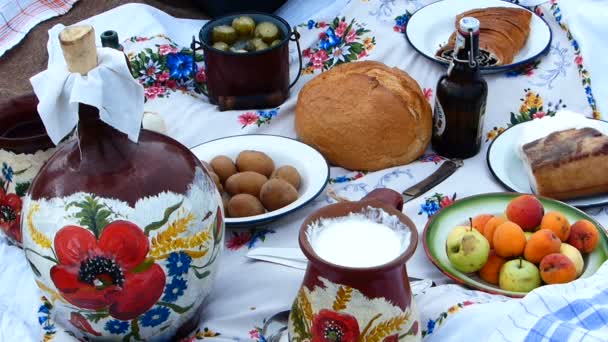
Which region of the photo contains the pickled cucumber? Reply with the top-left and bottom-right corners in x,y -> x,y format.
254,22 -> 280,44
212,42 -> 229,51
232,16 -> 256,37
249,38 -> 269,51
270,39 -> 282,47
211,25 -> 237,44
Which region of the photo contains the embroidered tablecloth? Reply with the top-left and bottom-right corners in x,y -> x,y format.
1,0 -> 607,341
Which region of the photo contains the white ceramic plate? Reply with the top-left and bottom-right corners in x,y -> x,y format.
191,135 -> 329,227
405,0 -> 552,73
487,119 -> 608,208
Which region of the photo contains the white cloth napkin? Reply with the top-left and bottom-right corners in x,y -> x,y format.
30,47 -> 144,145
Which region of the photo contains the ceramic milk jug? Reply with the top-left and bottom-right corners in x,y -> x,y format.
22,25 -> 224,340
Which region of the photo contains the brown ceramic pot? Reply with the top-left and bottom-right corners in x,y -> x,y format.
0,94 -> 55,245
289,199 -> 421,341
192,12 -> 302,110
22,104 -> 224,340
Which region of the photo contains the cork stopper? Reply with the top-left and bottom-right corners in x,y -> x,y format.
59,25 -> 98,75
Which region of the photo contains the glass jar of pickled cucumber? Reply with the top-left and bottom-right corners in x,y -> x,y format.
192,13 -> 302,111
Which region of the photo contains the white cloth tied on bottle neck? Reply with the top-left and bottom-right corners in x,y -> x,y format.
30,47 -> 144,145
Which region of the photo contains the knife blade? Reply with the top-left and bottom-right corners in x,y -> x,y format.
402,158 -> 463,203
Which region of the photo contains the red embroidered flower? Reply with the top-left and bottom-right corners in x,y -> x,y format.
345,29 -> 356,44
166,79 -> 177,90
158,71 -> 170,82
318,22 -> 327,28
70,312 -> 101,336
383,334 -> 398,342
195,67 -> 207,83
0,188 -> 22,243
238,112 -> 259,126
226,231 -> 252,250
311,50 -> 329,69
312,309 -> 360,342
463,300 -> 475,306
249,329 -> 260,339
50,222 -> 165,320
159,44 -> 178,56
423,88 -> 433,102
440,195 -> 455,208
575,55 -> 583,66
302,48 -> 313,58
145,85 -> 166,100
319,32 -> 328,40
533,111 -> 546,119
358,50 -> 368,59
335,21 -> 348,37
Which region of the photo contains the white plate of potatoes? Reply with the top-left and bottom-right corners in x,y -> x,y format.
191,134 -> 330,227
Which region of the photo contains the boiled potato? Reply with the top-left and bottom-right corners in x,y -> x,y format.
236,150 -> 275,177
270,39 -> 282,47
249,38 -> 269,51
208,171 -> 223,193
224,171 -> 268,196
212,25 -> 238,44
271,165 -> 301,190
232,16 -> 256,37
228,194 -> 265,217
255,22 -> 280,44
259,179 -> 299,211
212,42 -> 230,51
210,155 -> 237,183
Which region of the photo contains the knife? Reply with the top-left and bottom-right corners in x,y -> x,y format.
402,158 -> 463,203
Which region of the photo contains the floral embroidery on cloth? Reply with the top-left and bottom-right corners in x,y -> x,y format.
180,327 -> 221,341
226,228 -> 276,251
125,35 -> 206,101
238,108 -> 280,128
418,193 -> 456,218
300,17 -> 376,74
421,300 -> 475,338
0,162 -> 24,243
393,12 -> 412,33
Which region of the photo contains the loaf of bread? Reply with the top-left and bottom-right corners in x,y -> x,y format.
521,127 -> 608,200
295,61 -> 432,171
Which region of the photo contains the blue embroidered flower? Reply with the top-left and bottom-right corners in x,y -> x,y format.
571,39 -> 578,51
320,28 -> 341,50
162,276 -> 188,302
334,176 -> 349,183
307,19 -> 315,29
167,53 -> 197,80
105,320 -> 129,334
258,109 -> 278,119
427,319 -> 436,334
2,163 -> 13,183
166,251 -> 192,277
419,201 -> 441,217
140,306 -> 170,327
38,304 -> 50,314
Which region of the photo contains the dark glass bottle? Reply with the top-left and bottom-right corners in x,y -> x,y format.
100,30 -> 123,50
432,17 -> 488,159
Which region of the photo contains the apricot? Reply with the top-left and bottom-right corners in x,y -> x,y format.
539,253 -> 577,284
523,229 -> 561,264
540,211 -> 571,241
472,214 -> 494,234
506,195 -> 544,231
483,216 -> 508,249
567,220 -> 600,253
479,250 -> 507,285
493,221 -> 527,258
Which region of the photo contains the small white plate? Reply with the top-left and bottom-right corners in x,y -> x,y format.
405,0 -> 552,73
191,135 -> 329,227
486,119 -> 608,208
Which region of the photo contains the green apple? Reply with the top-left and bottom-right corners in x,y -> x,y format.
560,243 -> 584,277
446,226 -> 490,273
499,259 -> 541,292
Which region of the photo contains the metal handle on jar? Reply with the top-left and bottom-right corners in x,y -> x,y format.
190,36 -> 210,97
289,28 -> 303,89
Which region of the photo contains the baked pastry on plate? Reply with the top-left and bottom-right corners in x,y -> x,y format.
436,7 -> 532,66
521,127 -> 608,200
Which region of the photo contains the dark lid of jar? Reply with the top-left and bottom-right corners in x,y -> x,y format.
100,30 -> 121,49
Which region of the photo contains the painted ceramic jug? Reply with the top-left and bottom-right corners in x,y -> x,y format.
289,199 -> 421,342
0,94 -> 57,246
22,26 -> 224,340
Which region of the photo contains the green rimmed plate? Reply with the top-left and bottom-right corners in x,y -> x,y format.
423,192 -> 608,298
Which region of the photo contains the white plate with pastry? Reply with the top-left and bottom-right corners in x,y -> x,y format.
487,111 -> 608,208
191,134 -> 330,228
405,0 -> 552,73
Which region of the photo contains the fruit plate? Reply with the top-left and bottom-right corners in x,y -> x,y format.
486,118 -> 608,209
191,134 -> 330,228
405,0 -> 552,73
423,192 -> 608,298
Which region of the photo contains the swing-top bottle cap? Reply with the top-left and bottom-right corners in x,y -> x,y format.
459,17 -> 480,33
